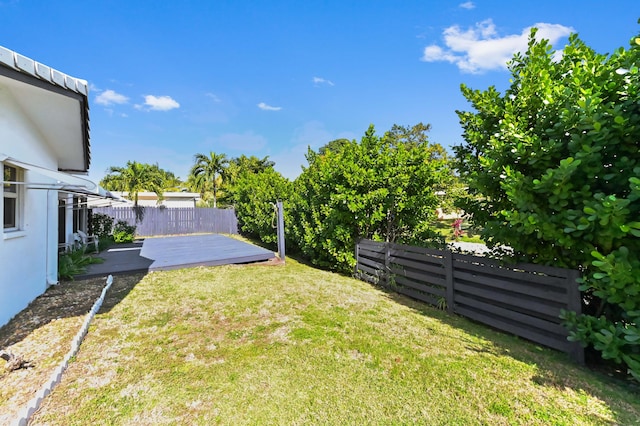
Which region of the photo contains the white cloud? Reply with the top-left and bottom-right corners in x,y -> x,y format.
205,92 -> 222,102
257,102 -> 282,111
459,1 -> 475,9
95,89 -> 129,106
312,76 -> 334,86
421,19 -> 573,73
138,95 -> 180,111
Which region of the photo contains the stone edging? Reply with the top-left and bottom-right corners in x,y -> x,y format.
13,275 -> 114,426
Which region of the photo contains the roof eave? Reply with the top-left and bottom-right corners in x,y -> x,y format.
0,45 -> 90,172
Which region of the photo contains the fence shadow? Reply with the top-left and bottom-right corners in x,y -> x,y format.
376,283 -> 639,402
356,239 -> 584,363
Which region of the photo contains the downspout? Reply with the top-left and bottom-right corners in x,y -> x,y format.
46,188 -> 59,286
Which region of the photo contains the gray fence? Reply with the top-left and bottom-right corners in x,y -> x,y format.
355,239 -> 584,363
93,207 -> 239,237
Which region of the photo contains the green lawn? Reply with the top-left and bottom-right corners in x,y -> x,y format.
32,259 -> 639,425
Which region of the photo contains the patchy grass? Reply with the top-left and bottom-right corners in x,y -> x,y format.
28,260 -> 640,425
0,275 -> 144,424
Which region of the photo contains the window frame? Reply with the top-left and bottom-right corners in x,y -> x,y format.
3,163 -> 23,232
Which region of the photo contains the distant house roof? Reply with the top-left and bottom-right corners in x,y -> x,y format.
0,45 -> 90,172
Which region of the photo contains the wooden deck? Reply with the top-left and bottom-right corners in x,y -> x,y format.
141,234 -> 274,271
76,235 -> 275,278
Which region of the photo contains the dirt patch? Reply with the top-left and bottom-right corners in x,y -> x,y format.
0,273 -> 144,424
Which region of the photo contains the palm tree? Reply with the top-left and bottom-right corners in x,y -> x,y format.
226,155 -> 275,184
148,163 -> 183,191
190,152 -> 228,208
102,161 -> 164,221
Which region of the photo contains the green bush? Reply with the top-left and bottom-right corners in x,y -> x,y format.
290,124 -> 451,273
91,212 -> 114,240
455,28 -> 640,380
113,220 -> 137,243
58,247 -> 104,280
231,168 -> 292,247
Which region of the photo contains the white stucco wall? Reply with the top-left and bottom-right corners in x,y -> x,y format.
112,192 -> 200,208
0,85 -> 60,327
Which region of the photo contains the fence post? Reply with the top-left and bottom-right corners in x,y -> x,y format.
444,250 -> 455,314
566,269 -> 585,364
354,239 -> 360,276
276,201 -> 286,262
384,241 -> 391,287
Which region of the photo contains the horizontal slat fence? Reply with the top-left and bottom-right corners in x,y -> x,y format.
93,207 -> 238,237
355,239 -> 583,363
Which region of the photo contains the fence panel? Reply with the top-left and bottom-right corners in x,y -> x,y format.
388,242 -> 448,307
452,253 -> 576,355
355,239 -> 584,363
355,239 -> 386,285
93,207 -> 238,237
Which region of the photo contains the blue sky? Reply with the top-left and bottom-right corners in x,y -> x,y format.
1,1 -> 638,182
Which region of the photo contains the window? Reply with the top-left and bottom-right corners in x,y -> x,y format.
3,164 -> 22,231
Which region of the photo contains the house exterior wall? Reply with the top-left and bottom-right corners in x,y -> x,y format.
0,85 -> 60,327
112,192 -> 201,208
162,199 -> 198,208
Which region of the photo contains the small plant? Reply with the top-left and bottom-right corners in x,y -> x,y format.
436,297 -> 447,311
386,272 -> 398,289
58,247 -> 104,280
113,220 -> 137,243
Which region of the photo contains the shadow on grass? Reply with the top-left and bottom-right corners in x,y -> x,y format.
378,285 -> 640,398
0,272 -> 146,351
98,272 -> 147,313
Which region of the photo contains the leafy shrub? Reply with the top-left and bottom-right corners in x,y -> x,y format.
91,212 -> 114,240
113,220 -> 137,243
455,29 -> 640,380
231,168 -> 292,247
290,124 -> 451,273
58,247 -> 104,280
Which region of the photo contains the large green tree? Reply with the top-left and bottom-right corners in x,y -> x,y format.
455,29 -> 640,379
190,151 -> 229,208
101,161 -> 165,207
226,155 -> 275,181
291,124 -> 451,272
149,164 -> 183,191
